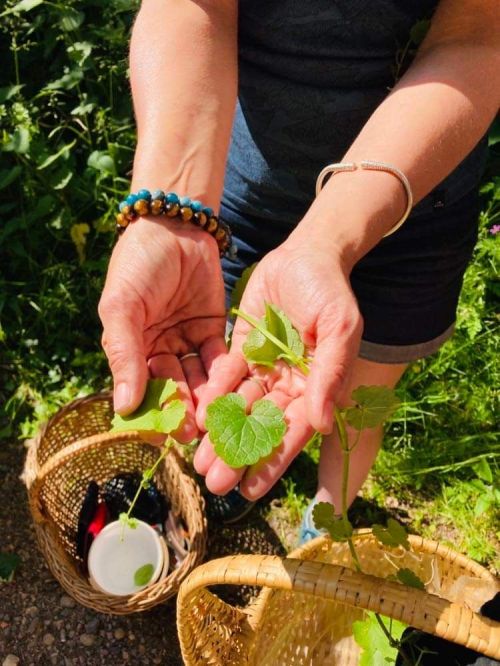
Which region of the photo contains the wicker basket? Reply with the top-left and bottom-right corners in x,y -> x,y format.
177,532 -> 500,665
23,392 -> 207,614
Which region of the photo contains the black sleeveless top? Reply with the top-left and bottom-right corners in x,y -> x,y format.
223,0 -> 488,223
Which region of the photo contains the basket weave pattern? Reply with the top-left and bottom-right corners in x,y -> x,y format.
24,393 -> 207,614
177,534 -> 500,665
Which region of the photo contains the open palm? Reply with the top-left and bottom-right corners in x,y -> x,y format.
99,217 -> 227,441
195,238 -> 363,498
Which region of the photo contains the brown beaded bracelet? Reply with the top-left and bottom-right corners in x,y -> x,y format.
116,189 -> 235,258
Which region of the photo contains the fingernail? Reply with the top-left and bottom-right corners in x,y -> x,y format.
114,382 -> 130,413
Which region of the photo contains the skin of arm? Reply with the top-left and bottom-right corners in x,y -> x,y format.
98,0 -> 238,419
129,0 -> 238,207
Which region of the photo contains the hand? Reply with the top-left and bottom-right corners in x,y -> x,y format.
98,217 -> 226,442
194,233 -> 363,497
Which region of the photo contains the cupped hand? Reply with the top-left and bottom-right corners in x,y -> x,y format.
98,217 -> 227,442
194,235 -> 363,498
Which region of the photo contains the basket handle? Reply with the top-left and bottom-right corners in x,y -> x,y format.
29,431 -> 159,524
177,554 -> 500,660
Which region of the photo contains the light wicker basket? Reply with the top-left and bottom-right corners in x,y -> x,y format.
177,532 -> 500,665
23,392 -> 207,615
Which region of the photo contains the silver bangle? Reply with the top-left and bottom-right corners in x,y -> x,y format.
315,160 -> 413,238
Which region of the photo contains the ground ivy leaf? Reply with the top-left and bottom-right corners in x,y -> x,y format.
312,502 -> 352,541
230,262 -> 258,309
0,552 -> 21,582
205,393 -> 286,467
111,378 -> 185,434
242,303 -> 304,367
134,563 -> 154,587
119,513 -> 138,529
353,612 -> 406,666
396,568 -> 425,590
372,519 -> 409,550
344,385 -> 400,430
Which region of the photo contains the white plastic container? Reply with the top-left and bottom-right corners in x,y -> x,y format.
88,519 -> 167,596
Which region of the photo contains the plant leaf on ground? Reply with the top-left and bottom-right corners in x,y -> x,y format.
111,378 -> 185,434
205,393 -> 286,467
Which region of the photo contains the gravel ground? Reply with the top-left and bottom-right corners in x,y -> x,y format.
0,439 -> 285,666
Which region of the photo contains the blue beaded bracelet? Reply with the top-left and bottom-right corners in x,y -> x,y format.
116,189 -> 235,257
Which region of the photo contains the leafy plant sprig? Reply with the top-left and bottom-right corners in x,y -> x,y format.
222,300 -> 424,665
110,378 -> 186,533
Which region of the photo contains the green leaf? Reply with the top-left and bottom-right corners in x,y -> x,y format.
38,140 -> 76,170
0,84 -> 24,103
46,67 -> 84,91
0,0 -> 43,17
230,262 -> 258,309
409,19 -> 430,46
134,563 -> 154,587
312,502 -> 353,542
396,568 -> 425,590
4,127 -> 30,154
87,150 -> 115,174
353,612 -> 406,666
206,393 -> 286,467
242,303 -> 304,367
474,494 -> 492,517
60,8 -> 85,31
111,378 -> 186,434
344,385 -> 400,430
472,458 -> 493,484
0,552 -> 21,582
372,519 -> 410,550
0,166 -> 22,190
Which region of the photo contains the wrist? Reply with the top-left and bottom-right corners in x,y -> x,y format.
293,167 -> 408,270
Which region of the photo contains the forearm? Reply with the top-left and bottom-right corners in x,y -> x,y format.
297,0 -> 500,269
129,0 -> 237,209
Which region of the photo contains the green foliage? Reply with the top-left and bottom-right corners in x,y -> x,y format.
372,518 -> 410,550
344,386 -> 401,430
111,378 -> 185,434
119,512 -> 138,530
352,612 -> 406,666
0,0 -> 139,441
133,563 -> 154,586
235,304 -> 306,370
206,393 -> 287,467
312,502 -> 353,542
0,552 -> 21,582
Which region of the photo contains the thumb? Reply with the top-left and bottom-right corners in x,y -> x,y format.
98,295 -> 149,415
305,305 -> 363,433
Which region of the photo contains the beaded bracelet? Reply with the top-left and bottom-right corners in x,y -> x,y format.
116,189 -> 235,257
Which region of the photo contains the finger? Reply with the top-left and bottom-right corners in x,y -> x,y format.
305,306 -> 363,434
199,335 -> 228,377
239,396 -> 315,500
179,353 -> 207,407
148,354 -> 198,443
99,296 -> 148,415
195,351 -> 248,430
193,433 -> 218,476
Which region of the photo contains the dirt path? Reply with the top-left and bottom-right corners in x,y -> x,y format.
0,440 -> 285,666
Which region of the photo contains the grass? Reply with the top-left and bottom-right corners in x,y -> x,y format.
1,0 -> 498,570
